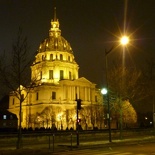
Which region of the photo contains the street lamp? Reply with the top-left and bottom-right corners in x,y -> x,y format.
101,88 -> 107,95
101,87 -> 111,142
101,36 -> 129,143
101,47 -> 112,143
120,35 -> 129,139
120,36 -> 129,45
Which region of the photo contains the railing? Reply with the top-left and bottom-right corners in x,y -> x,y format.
0,128 -> 155,152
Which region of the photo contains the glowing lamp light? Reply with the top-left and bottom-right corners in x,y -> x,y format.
101,88 -> 108,95
120,36 -> 129,45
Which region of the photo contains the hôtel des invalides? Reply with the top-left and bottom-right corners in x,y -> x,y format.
8,9 -> 104,130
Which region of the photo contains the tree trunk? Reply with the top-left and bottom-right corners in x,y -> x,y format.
17,100 -> 22,149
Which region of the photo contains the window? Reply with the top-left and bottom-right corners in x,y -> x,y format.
40,71 -> 42,79
49,70 -> 53,79
50,54 -> 53,60
36,92 -> 39,100
3,115 -> 7,120
60,70 -> 64,80
60,54 -> 63,60
42,55 -> 45,60
68,56 -> 70,61
52,92 -> 56,100
69,71 -> 71,80
95,96 -> 98,102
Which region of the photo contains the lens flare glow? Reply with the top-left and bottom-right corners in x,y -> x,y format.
120,36 -> 129,45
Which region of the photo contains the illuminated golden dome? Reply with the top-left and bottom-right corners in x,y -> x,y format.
38,7 -> 73,54
38,36 -> 73,53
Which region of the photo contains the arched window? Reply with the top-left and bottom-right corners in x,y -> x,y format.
50,54 -> 53,60
69,71 -> 71,80
40,71 -> 42,79
49,70 -> 53,79
42,55 -> 45,60
60,70 -> 64,80
52,92 -> 56,99
60,54 -> 63,60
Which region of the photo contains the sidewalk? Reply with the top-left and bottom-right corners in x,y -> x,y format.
0,135 -> 155,155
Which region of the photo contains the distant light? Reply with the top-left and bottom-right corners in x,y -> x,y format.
145,117 -> 148,120
120,36 -> 129,45
101,88 -> 108,95
3,115 -> 7,120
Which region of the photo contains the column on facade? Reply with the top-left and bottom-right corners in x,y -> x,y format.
66,85 -> 69,100
68,86 -> 71,101
91,88 -> 95,103
74,86 -> 80,99
80,86 -> 85,100
63,85 -> 66,100
84,87 -> 87,101
70,86 -> 72,100
77,86 -> 79,99
73,86 -> 75,100
88,87 -> 90,101
71,86 -> 75,101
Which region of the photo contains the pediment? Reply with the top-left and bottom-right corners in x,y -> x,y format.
59,77 -> 96,87
74,77 -> 95,85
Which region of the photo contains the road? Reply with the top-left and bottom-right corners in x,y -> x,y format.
0,142 -> 155,155
53,142 -> 155,155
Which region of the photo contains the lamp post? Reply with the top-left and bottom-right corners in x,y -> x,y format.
101,47 -> 113,143
101,87 -> 111,142
120,35 -> 129,139
153,97 -> 155,128
101,36 -> 129,143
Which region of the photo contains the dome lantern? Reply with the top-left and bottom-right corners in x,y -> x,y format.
49,7 -> 61,37
38,7 -> 73,54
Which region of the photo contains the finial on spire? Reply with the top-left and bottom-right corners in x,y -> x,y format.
54,7 -> 57,21
50,6 -> 61,37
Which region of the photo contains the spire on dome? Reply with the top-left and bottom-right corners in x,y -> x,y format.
54,7 -> 57,21
49,7 -> 61,37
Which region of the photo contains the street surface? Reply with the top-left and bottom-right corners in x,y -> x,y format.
53,143 -> 155,155
0,142 -> 155,155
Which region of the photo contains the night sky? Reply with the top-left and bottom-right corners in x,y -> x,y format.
0,0 -> 155,89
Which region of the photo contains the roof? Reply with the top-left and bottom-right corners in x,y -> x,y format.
0,109 -> 18,119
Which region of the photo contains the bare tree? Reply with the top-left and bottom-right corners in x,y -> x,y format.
107,66 -> 143,139
111,99 -> 137,127
142,57 -> 155,101
0,28 -> 35,149
140,57 -> 155,127
39,106 -> 56,129
79,104 -> 104,130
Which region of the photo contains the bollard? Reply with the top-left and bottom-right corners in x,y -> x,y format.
48,134 -> 51,149
70,132 -> 72,150
52,133 -> 55,152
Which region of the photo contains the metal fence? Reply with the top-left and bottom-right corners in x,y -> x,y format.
0,129 -> 155,151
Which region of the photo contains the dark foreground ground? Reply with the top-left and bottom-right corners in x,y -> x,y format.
0,134 -> 155,155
